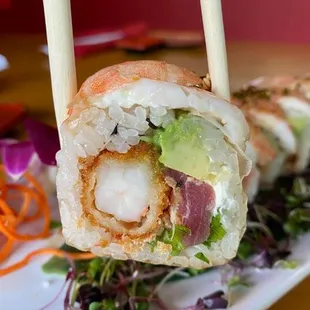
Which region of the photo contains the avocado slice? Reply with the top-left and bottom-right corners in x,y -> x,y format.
151,114 -> 213,181
288,116 -> 310,137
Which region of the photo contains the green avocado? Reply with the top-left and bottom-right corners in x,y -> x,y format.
288,116 -> 310,137
152,115 -> 211,181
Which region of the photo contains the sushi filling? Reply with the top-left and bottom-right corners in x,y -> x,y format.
79,142 -> 170,238
75,111 -> 241,258
94,162 -> 151,223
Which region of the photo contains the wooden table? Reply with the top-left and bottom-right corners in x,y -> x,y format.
1,34 -> 310,309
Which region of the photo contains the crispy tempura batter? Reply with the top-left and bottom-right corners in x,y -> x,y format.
78,142 -> 171,245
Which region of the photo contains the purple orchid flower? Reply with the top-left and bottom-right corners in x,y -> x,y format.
0,118 -> 60,180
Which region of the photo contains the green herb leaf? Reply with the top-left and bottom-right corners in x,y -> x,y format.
166,268 -> 211,283
284,208 -> 310,237
136,302 -> 149,310
88,258 -> 103,278
59,243 -> 82,253
288,117 -> 310,138
135,282 -> 151,298
102,300 -> 117,310
149,240 -> 157,252
41,256 -> 70,275
291,208 -> 310,222
286,195 -> 300,206
237,240 -> 254,260
42,243 -> 91,275
187,268 -> 203,277
49,220 -> 62,229
185,268 -> 211,278
140,136 -> 155,144
276,260 -> 298,269
227,275 -> 250,288
157,225 -> 190,256
194,252 -> 210,263
283,222 -> 301,238
203,214 -> 226,247
89,301 -> 103,310
99,259 -> 124,285
292,178 -> 308,197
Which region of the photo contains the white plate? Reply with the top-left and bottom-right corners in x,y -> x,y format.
0,198 -> 309,310
161,234 -> 310,310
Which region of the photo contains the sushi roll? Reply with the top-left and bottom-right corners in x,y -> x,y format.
56,60 -> 252,268
242,116 -> 276,202
246,75 -> 310,172
232,86 -> 297,185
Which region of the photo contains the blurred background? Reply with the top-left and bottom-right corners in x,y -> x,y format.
0,1 -> 310,310
1,0 -> 310,123
0,0 -> 310,43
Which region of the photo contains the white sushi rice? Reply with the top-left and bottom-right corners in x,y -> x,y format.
56,78 -> 250,268
243,142 -> 260,202
276,96 -> 310,173
67,103 -> 175,155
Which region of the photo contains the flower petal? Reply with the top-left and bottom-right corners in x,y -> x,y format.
24,118 -> 60,166
2,141 -> 35,180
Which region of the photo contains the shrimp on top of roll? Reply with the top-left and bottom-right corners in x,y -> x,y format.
56,60 -> 252,269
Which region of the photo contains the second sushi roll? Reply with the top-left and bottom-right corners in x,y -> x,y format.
233,74 -> 310,201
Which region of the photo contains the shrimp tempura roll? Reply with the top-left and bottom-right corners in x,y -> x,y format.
246,75 -> 310,173
233,87 -> 297,185
56,61 -> 251,268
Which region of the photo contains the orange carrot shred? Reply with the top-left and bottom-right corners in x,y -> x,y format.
0,165 -> 96,278
0,165 -> 52,268
0,240 -> 14,264
0,184 -> 50,240
0,248 -> 95,277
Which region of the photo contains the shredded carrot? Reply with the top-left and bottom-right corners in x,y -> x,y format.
16,192 -> 32,224
0,184 -> 50,241
0,240 -> 14,264
1,185 -> 50,240
0,165 -> 52,265
0,178 -> 8,201
0,165 -> 96,277
0,199 -> 15,215
0,248 -> 95,277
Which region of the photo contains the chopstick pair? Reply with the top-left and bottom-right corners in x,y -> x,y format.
42,0 -> 231,136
